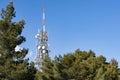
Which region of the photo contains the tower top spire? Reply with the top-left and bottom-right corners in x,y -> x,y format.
10,0 -> 13,2
42,6 -> 46,32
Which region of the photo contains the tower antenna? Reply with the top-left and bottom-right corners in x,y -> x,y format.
42,6 -> 46,32
35,6 -> 49,71
10,0 -> 13,2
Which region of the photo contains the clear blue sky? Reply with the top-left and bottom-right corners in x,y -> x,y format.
0,0 -> 120,67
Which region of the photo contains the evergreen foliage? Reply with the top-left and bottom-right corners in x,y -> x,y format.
0,1 -> 119,80
118,68 -> 120,80
38,49 -> 118,80
0,2 -> 36,80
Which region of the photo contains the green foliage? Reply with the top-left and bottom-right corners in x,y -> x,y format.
1,2 -> 119,80
1,2 -> 15,22
38,49 -> 119,80
118,68 -> 120,78
0,2 -> 36,80
41,55 -> 54,80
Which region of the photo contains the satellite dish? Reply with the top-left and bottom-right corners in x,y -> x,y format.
38,46 -> 41,49
42,45 -> 45,49
35,34 -> 39,38
42,50 -> 46,54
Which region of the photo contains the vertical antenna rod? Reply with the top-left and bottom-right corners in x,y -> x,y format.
42,6 -> 46,32
10,0 -> 13,2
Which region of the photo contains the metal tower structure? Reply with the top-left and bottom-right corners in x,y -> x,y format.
35,7 -> 49,71
10,0 -> 13,2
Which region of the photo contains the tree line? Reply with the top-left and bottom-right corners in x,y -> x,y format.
0,2 -> 120,80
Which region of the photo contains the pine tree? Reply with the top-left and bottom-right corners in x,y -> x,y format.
39,49 -> 118,80
41,55 -> 54,80
52,56 -> 63,80
0,2 -> 36,80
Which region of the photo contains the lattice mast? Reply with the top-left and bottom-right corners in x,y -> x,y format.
35,7 -> 49,71
10,0 -> 13,2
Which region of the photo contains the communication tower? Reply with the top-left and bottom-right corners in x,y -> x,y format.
35,7 -> 49,71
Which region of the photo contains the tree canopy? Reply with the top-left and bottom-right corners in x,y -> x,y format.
0,2 -> 36,80
37,49 -> 118,80
0,2 -> 119,80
